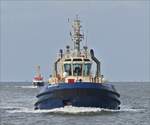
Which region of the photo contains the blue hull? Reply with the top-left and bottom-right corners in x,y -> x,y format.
35,82 -> 120,110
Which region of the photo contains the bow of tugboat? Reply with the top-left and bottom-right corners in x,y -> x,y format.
34,16 -> 120,110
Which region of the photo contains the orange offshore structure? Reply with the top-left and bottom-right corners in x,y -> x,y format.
32,65 -> 44,86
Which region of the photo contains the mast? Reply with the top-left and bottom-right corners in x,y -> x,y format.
35,65 -> 41,77
71,15 -> 84,56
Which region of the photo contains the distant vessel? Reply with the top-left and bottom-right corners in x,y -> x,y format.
35,16 -> 120,110
32,65 -> 44,86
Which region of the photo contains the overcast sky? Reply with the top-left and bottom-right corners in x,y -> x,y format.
0,1 -> 149,82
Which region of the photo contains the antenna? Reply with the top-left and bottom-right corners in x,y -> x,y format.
83,29 -> 88,58
76,14 -> 79,20
85,29 -> 88,47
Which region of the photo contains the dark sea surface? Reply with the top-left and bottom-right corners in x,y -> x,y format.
0,82 -> 150,125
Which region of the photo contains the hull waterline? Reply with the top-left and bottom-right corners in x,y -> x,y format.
35,82 -> 120,110
32,81 -> 44,86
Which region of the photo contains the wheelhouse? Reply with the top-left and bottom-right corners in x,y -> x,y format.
63,58 -> 92,77
48,16 -> 104,84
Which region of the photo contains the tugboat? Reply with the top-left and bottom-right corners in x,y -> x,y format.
35,16 -> 120,110
32,65 -> 44,86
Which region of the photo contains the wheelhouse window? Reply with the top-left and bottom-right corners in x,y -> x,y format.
64,64 -> 72,76
73,64 -> 82,76
73,58 -> 82,61
83,63 -> 91,76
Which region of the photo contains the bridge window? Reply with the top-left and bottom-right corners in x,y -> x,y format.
65,59 -> 71,61
83,63 -> 91,76
84,59 -> 90,61
73,64 -> 82,76
73,58 -> 82,61
64,64 -> 72,76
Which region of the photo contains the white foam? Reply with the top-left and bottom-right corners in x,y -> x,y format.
118,105 -> 145,112
15,85 -> 37,89
1,106 -> 17,110
6,106 -> 145,114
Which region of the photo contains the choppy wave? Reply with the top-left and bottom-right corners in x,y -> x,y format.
6,105 -> 145,115
15,85 -> 38,89
1,106 -> 21,110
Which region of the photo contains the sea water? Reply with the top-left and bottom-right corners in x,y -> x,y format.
0,82 -> 150,125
